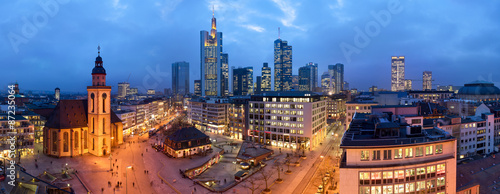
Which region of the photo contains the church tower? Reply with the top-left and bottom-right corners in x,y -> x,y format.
87,46 -> 112,156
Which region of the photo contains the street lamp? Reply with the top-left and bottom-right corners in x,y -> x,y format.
126,166 -> 132,194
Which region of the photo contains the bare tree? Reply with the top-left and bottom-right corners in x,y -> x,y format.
242,176 -> 261,194
273,161 -> 283,183
285,156 -> 292,174
260,169 -> 273,192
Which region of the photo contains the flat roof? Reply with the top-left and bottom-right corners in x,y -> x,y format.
372,105 -> 417,108
341,114 -> 455,148
456,152 -> 500,193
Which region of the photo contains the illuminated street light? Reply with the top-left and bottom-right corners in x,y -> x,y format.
126,166 -> 132,194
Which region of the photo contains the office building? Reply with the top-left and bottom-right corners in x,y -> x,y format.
248,91 -> 327,150
346,98 -> 378,130
200,11 -> 228,97
333,63 -> 344,94
233,67 -> 253,96
405,79 -> 412,91
0,115 -> 34,157
188,98 -> 229,134
328,65 -> 335,94
194,80 -> 201,96
423,71 -> 432,91
321,72 -> 331,93
298,62 -> 318,92
292,75 -> 299,91
228,97 -> 250,140
339,113 -> 457,194
172,61 -> 190,95
391,56 -> 405,91
128,87 -> 138,96
274,38 -> 292,91
117,82 -> 130,99
255,76 -> 262,94
261,63 -> 271,92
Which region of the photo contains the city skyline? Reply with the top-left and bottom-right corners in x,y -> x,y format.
2,1 -> 500,93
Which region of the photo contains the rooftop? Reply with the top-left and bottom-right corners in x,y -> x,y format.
167,127 -> 208,142
456,152 -> 500,193
341,113 -> 455,148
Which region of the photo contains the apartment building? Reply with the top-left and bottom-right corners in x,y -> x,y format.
188,98 -> 229,134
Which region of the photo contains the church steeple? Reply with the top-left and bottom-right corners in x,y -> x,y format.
92,45 -> 106,86
210,6 -> 217,38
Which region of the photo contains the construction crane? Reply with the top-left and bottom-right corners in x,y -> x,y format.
126,73 -> 131,82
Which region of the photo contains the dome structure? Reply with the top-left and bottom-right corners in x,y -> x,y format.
457,81 -> 500,101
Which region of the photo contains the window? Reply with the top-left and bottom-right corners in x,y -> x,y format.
416,167 -> 426,180
371,186 -> 381,194
437,164 -> 445,176
425,145 -> 433,155
437,177 -> 445,186
405,148 -> 413,158
359,172 -> 370,185
394,148 -> 403,159
405,169 -> 415,181
382,185 -> 393,194
416,147 -> 424,157
394,184 -> 404,194
359,186 -> 370,194
435,144 -> 443,154
361,151 -> 370,161
52,131 -> 58,152
405,183 -> 415,192
383,150 -> 392,160
383,171 -> 393,184
63,132 -> 69,152
373,150 -> 381,160
75,132 -> 79,148
371,172 -> 381,184
416,181 -> 426,191
427,165 -> 436,178
84,131 -> 88,149
394,170 -> 404,183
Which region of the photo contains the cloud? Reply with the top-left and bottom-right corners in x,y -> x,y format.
271,0 -> 303,30
155,0 -> 183,19
241,24 -> 265,32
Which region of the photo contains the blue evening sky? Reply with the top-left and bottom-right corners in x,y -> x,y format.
1,0 -> 499,93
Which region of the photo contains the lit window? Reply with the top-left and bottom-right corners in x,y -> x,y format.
394,148 -> 403,159
361,150 -> 370,161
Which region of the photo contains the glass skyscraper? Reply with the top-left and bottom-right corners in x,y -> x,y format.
200,12 -> 228,97
232,67 -> 253,96
423,71 -> 432,90
261,62 -> 271,92
274,38 -> 292,91
172,61 -> 190,95
391,56 -> 405,91
333,63 -> 344,94
298,62 -> 318,92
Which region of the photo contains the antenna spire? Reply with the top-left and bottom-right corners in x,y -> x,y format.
278,27 -> 280,39
97,44 -> 101,56
212,5 -> 214,17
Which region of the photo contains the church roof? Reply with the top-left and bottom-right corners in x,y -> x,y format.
45,99 -> 122,129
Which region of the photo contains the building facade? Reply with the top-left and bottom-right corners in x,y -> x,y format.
248,91 -> 327,150
409,91 -> 454,102
55,87 -> 60,101
117,82 -> 129,99
345,100 -> 378,130
0,115 -> 34,158
194,80 -> 201,96
298,62 -> 318,92
321,72 -> 331,94
274,38 -> 292,92
261,62 -> 271,92
172,61 -> 190,95
233,67 -> 253,96
423,71 -> 432,91
340,113 -> 457,194
188,98 -> 229,134
333,63 -> 344,94
200,12 -> 228,97
391,56 -> 405,92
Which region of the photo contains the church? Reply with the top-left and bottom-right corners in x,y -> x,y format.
43,46 -> 124,157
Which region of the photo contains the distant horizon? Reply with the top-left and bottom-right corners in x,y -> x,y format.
2,1 -> 499,93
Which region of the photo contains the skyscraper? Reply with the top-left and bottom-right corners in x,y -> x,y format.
221,53 -> 229,95
404,79 -> 412,91
117,82 -> 129,99
255,76 -> 262,94
274,38 -> 292,91
298,62 -> 318,92
333,63 -> 344,94
391,56 -> 405,91
246,66 -> 253,95
423,71 -> 432,90
328,65 -> 335,94
321,72 -> 330,93
200,11 -> 228,97
194,80 -> 201,96
291,75 -> 299,91
172,61 -> 190,95
233,67 -> 253,96
261,63 -> 271,92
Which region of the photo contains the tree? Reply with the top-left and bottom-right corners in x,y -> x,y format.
242,176 -> 260,194
260,169 -> 273,193
273,161 -> 283,183
285,156 -> 292,174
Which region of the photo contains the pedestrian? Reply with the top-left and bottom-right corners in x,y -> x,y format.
102,188 -> 104,193
194,187 -> 197,192
35,159 -> 37,163
142,153 -> 143,157
117,181 -> 119,186
113,163 -> 115,167
35,163 -> 38,169
133,182 -> 135,187
50,161 -> 53,165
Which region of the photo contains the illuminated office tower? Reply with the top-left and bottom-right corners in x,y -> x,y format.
321,72 -> 330,93
117,82 -> 129,99
391,56 -> 405,91
298,62 -> 318,92
405,79 -> 412,91
261,63 -> 271,92
423,71 -> 432,91
233,67 -> 253,96
172,61 -> 190,95
200,11 -> 228,97
333,63 -> 344,94
274,37 -> 292,91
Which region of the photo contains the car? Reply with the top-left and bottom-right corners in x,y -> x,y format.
317,185 -> 324,192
